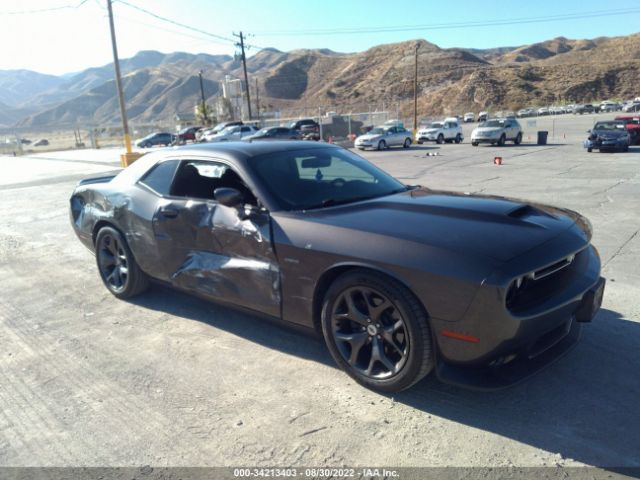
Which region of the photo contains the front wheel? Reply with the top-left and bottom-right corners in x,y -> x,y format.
454,134 -> 462,144
321,269 -> 434,392
472,142 -> 479,146
377,140 -> 386,150
403,138 -> 412,148
514,132 -> 522,145
498,134 -> 506,146
437,134 -> 444,144
587,147 -> 593,152
96,226 -> 149,299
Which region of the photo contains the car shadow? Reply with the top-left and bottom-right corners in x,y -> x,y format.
130,286 -> 639,468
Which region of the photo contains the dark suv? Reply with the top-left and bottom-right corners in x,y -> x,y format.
574,104 -> 596,115
289,118 -> 320,133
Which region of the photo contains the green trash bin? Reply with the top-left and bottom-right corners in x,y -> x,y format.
537,131 -> 548,145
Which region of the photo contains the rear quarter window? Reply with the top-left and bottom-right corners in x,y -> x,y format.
138,159 -> 180,196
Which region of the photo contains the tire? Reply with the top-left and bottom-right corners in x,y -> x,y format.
587,147 -> 592,152
377,140 -> 386,151
454,134 -> 462,144
417,140 -> 423,145
514,132 -> 522,145
437,134 -> 444,144
144,142 -> 152,148
472,142 -> 478,146
498,134 -> 506,146
623,145 -> 629,152
403,138 -> 411,148
321,269 -> 434,392
95,226 -> 149,299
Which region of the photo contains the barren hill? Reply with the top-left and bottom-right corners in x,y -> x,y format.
3,31 -> 640,128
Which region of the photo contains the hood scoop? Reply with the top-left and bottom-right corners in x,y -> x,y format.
507,204 -> 553,219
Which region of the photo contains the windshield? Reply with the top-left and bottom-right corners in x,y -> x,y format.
250,147 -> 407,211
594,122 -> 625,130
480,120 -> 502,128
428,122 -> 443,128
368,127 -> 386,135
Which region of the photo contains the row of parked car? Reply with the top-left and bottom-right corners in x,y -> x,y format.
134,118 -> 324,149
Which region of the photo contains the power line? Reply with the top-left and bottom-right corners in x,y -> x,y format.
254,8 -> 640,36
115,0 -> 264,51
0,0 -> 90,15
115,0 -> 236,44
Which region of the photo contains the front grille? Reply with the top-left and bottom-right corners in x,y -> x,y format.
531,255 -> 574,280
506,248 -> 587,314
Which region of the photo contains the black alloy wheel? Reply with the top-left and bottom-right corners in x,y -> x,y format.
321,270 -> 433,392
96,226 -> 149,299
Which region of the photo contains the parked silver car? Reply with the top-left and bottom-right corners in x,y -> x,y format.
471,118 -> 523,146
203,125 -> 258,142
354,126 -> 413,150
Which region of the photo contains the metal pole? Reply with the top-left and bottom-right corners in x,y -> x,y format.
413,43 -> 419,139
255,77 -> 260,122
198,70 -> 208,125
318,107 -> 323,140
106,0 -> 132,154
235,32 -> 252,120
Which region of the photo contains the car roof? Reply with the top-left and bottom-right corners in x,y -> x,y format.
162,140 -> 337,160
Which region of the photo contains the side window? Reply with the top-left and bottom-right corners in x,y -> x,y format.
170,160 -> 257,205
138,160 -> 180,196
241,126 -> 250,132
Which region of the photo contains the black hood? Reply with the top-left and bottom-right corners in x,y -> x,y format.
300,189 -> 588,263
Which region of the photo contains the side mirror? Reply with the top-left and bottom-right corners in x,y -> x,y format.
214,187 -> 242,207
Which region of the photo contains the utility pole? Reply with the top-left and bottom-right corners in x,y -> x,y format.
413,43 -> 419,139
198,70 -> 208,125
233,31 -> 252,120
106,0 -> 132,156
255,78 -> 260,122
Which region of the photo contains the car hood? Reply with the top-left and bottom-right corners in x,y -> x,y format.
473,127 -> 502,134
298,189 -> 587,263
592,129 -> 627,138
357,134 -> 383,141
419,128 -> 439,134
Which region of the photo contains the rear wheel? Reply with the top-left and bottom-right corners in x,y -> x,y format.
454,134 -> 462,144
472,142 -> 478,146
321,269 -> 434,392
403,138 -> 412,148
377,140 -> 386,151
96,226 -> 149,299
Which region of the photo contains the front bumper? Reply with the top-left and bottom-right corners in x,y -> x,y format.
430,239 -> 604,390
471,136 -> 499,144
584,138 -> 628,150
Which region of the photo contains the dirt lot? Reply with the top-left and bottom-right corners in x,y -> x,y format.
0,113 -> 638,474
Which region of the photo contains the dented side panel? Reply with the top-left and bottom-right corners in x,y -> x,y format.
153,199 -> 280,317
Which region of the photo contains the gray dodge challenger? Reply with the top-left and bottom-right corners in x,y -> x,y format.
70,141 -> 605,392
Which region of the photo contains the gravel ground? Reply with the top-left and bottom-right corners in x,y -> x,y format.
0,112 -> 638,473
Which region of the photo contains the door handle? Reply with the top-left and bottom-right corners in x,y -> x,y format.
159,206 -> 178,218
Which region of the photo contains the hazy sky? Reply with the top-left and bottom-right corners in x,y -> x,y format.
2,0 -> 639,75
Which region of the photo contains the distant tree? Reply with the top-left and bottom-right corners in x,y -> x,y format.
195,102 -> 215,126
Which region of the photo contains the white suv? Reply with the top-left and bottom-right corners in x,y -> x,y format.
417,117 -> 463,144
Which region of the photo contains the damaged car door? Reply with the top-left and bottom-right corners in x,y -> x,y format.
152,159 -> 281,317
